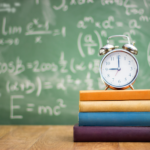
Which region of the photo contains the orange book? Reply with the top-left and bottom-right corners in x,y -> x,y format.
80,90 -> 150,101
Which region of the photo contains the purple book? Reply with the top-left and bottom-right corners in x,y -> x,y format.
74,124 -> 150,142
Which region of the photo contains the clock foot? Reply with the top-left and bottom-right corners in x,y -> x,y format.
105,85 -> 109,90
129,85 -> 134,90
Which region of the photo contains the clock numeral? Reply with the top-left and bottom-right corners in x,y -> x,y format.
128,61 -> 131,65
111,57 -> 114,61
129,73 -> 131,76
125,78 -> 127,81
118,80 -> 121,83
106,62 -> 110,65
124,57 -> 126,60
131,67 -> 133,70
107,74 -> 110,77
112,78 -> 114,81
105,68 -> 108,71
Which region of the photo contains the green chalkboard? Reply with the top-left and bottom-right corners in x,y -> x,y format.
0,0 -> 150,125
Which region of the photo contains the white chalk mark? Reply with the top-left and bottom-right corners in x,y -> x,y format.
10,95 -> 24,119
36,0 -> 39,4
27,108 -> 33,112
0,8 -> 16,13
94,30 -> 102,50
14,2 -> 21,7
2,17 -> 7,35
62,27 -> 66,37
0,3 -> 10,8
116,22 -> 123,27
78,33 -> 85,57
25,31 -> 52,35
143,0 -> 148,8
70,0 -> 76,5
27,63 -> 32,68
76,62 -> 86,71
102,16 -> 114,29
95,22 -> 101,28
57,99 -> 66,108
35,36 -> 42,43
36,77 -> 42,96
139,16 -> 149,22
129,19 -> 141,29
147,42 -> 150,66
101,30 -> 107,37
13,106 -> 20,109
70,59 -> 76,73
84,17 -> 94,23
75,79 -> 81,85
38,106 -> 53,115
53,0 -> 65,10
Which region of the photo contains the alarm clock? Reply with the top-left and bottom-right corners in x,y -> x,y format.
99,35 -> 139,90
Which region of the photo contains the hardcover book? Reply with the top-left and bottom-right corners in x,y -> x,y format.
80,90 -> 150,101
79,112 -> 150,126
79,101 -> 150,112
74,124 -> 150,142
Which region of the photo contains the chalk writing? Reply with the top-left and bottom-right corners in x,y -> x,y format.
139,16 -> 150,22
25,19 -> 66,37
10,95 -> 24,119
0,38 -> 19,46
77,30 -> 102,57
53,0 -> 94,11
0,2 -> 20,13
10,95 -> 66,119
2,17 -> 22,35
38,99 -> 66,116
77,16 -> 115,29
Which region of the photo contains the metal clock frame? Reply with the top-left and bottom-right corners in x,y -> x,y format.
99,49 -> 139,90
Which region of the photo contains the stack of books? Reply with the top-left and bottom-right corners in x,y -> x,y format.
74,90 -> 150,142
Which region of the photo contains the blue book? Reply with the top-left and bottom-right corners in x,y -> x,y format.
79,112 -> 150,126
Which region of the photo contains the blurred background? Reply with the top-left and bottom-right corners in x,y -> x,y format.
0,0 -> 150,125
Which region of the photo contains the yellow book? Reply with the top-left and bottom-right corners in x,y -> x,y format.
79,101 -> 150,112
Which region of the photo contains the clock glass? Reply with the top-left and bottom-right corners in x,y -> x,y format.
100,50 -> 138,88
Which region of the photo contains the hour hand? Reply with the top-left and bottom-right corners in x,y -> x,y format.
109,68 -> 118,70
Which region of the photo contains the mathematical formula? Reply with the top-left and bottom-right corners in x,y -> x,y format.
10,95 -> 66,119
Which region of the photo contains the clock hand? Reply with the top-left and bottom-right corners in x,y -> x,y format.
118,55 -> 120,69
109,68 -> 118,70
115,70 -> 119,76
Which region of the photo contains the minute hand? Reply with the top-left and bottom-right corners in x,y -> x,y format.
109,68 -> 118,70
118,55 -> 120,69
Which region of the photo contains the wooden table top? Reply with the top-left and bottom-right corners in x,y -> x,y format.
0,125 -> 150,150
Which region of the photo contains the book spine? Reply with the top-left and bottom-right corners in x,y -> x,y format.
74,125 -> 150,142
79,101 -> 150,112
79,112 -> 150,126
80,90 -> 150,101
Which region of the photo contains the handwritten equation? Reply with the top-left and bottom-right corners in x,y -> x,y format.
10,95 -> 66,119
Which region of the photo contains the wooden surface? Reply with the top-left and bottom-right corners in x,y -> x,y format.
0,126 -> 150,150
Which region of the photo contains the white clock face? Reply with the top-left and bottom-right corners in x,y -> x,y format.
100,50 -> 138,88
